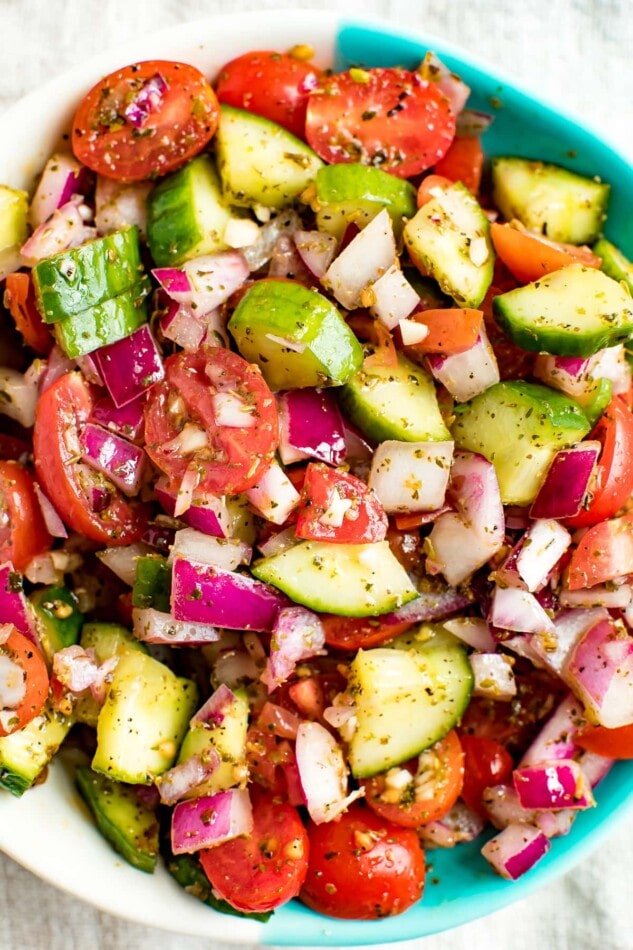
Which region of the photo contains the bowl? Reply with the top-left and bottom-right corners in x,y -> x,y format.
1,9 -> 633,946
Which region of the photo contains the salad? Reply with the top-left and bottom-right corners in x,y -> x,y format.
0,42 -> 632,924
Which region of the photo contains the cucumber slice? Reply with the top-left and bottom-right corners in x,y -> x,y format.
132,556 -> 172,613
29,585 -> 83,663
340,349 -> 450,443
593,237 -> 633,295
177,689 -> 249,796
451,380 -> 590,505
228,279 -> 363,390
493,264 -> 633,357
0,705 -> 71,796
92,650 -> 197,784
491,157 -> 610,245
75,622 -> 149,729
347,625 -> 473,778
53,281 -> 149,358
0,185 -> 28,255
76,766 -> 159,873
314,163 -> 416,239
403,181 -> 493,307
146,154 -> 236,267
215,105 -> 323,210
252,540 -> 418,617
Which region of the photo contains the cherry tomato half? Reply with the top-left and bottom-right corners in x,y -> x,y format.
362,730 -> 464,827
305,67 -> 455,179
144,347 -> 278,495
567,511 -> 633,590
300,803 -> 425,919
295,462 -> 388,544
459,735 -> 514,818
576,722 -> 633,759
199,790 -> 309,914
0,628 -> 49,736
3,273 -> 52,355
33,372 -> 148,545
321,615 -> 413,651
0,460 -> 52,571
215,50 -> 321,139
72,61 -> 220,181
490,222 -> 602,285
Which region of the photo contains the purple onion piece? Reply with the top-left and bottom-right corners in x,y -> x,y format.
191,683 -> 238,727
481,822 -> 551,880
0,564 -> 38,644
279,389 -> 347,466
124,72 -> 168,128
132,607 -> 221,646
530,442 -> 601,520
171,788 -> 253,855
513,759 -> 594,810
90,392 -> 146,442
95,324 -> 164,408
80,422 -> 147,496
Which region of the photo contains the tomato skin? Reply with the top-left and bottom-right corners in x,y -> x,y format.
362,731 -> 464,827
215,50 -> 321,139
72,61 -> 220,181
295,462 -> 388,544
321,615 -> 413,651
3,273 -> 52,355
565,398 -> 633,530
300,804 -> 425,919
33,372 -> 149,545
490,222 -> 602,285
400,307 -> 483,357
567,511 -> 633,590
459,735 -> 514,818
0,460 -> 52,571
144,347 -> 278,495
416,173 -> 454,208
199,790 -> 309,914
0,628 -> 49,736
305,68 -> 455,179
434,135 -> 484,194
576,723 -> 633,759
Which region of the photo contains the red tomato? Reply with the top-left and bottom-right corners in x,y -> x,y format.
434,135 -> 484,194
144,347 -> 278,495
0,460 -> 52,571
386,523 -> 423,571
33,372 -> 148,545
416,173 -> 454,207
199,790 -> 309,914
459,735 -> 514,818
300,803 -> 425,919
567,511 -> 633,590
72,61 -> 220,181
305,67 -> 455,179
362,730 -> 464,827
576,723 -> 633,759
215,50 -> 321,139
295,462 -> 388,544
566,398 -> 633,529
0,433 -> 30,462
401,307 -> 483,356
245,725 -> 296,796
0,628 -> 49,736
321,615 -> 413,651
490,222 -> 602,285
3,273 -> 52,355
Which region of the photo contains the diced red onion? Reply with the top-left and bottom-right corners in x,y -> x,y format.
278,389 -> 347,467
513,759 -> 594,810
533,354 -> 590,400
295,721 -> 364,823
495,520 -> 571,593
481,822 -> 551,880
171,788 -> 253,854
369,440 -> 454,514
37,346 -> 75,394
241,210 -> 300,271
90,391 -> 146,442
212,390 -> 258,429
21,197 -> 94,265
502,634 -> 548,669
154,250 -> 249,315
80,422 -> 147,496
29,152 -> 92,228
245,459 -> 300,526
33,484 -> 67,538
368,264 -> 420,330
171,558 -> 288,632
261,606 -> 326,691
343,422 -> 374,464
258,701 -> 303,740
0,624 -> 13,647
124,71 -> 168,128
213,646 -> 262,687
156,749 -> 221,806
519,694 -> 585,767
258,526 -> 299,559
443,617 -> 496,651
74,352 -> 104,386
0,364 -> 40,428
531,607 -> 608,678
419,51 -> 471,115
95,176 -> 151,237
132,607 -> 221,646
490,586 -> 556,636
52,644 -> 101,693
294,229 -> 337,279
456,109 -> 494,136
191,683 -> 239,727
577,749 -> 614,788
97,542 -> 153,586
169,529 -> 251,573
470,652 -> 516,700
0,564 -> 37,643
268,234 -> 313,284
482,784 -> 575,839
160,300 -> 207,352
426,324 -> 499,402
530,442 -> 601,520
559,584 -> 632,609
0,653 -> 26,709
323,209 -> 396,310
564,618 -> 633,728
95,324 -> 164,408
418,802 -> 485,849
383,587 -> 472,625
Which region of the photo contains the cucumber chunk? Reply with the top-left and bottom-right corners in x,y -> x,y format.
347,625 -> 473,778
593,237 -> 633,295
0,185 -> 28,269
252,540 -> 418,617
132,556 -> 172,613
315,163 -> 416,239
493,264 -> 633,357
228,279 -> 363,390
75,622 -> 148,728
76,766 -> 159,873
0,705 -> 71,796
451,380 -> 590,505
177,688 -> 248,796
53,281 -> 149,358
215,105 -> 323,210
491,157 -> 610,245
403,181 -> 493,307
340,349 -> 450,443
29,585 -> 83,663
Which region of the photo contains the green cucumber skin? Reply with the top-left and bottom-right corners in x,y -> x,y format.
76,766 -> 159,874
33,226 -> 144,322
53,281 -> 149,358
132,557 -> 172,613
594,236 -> 633,295
0,706 -> 71,796
29,585 -> 83,661
315,164 -> 416,238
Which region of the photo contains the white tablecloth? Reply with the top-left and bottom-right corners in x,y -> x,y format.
1,1 -> 633,948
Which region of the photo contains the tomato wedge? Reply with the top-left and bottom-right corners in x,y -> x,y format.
321,614 -> 413,651
295,462 -> 388,543
416,173 -> 454,208
305,67 -> 455,179
434,135 -> 484,194
401,308 -> 483,356
0,460 -> 52,571
3,273 -> 52,355
576,723 -> 633,759
72,61 -> 220,181
459,735 -> 514,818
199,790 -> 309,913
0,628 -> 49,736
490,222 -> 602,284
33,372 -> 148,545
567,511 -> 633,590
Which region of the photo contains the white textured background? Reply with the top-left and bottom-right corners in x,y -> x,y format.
1,1 -> 633,948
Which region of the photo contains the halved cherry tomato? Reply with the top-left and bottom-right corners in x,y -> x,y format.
199,789 -> 309,914
566,397 -> 633,529
459,735 -> 514,818
33,372 -> 148,545
567,511 -> 633,590
0,460 -> 52,571
362,730 -> 464,827
246,725 -> 297,797
0,433 -> 30,461
386,523 -> 423,571
401,307 -> 483,356
295,462 -> 388,543
416,173 -> 454,208
305,68 -> 455,179
3,273 -> 52,355
72,61 -> 220,181
144,347 -> 278,495
215,50 -> 321,139
0,628 -> 49,736
576,722 -> 633,759
434,135 -> 484,194
300,803 -> 425,919
490,222 -> 602,285
321,614 -> 413,651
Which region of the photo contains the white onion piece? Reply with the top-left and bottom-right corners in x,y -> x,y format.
426,324 -> 499,402
0,365 -> 39,428
418,802 -> 485,849
322,209 -> 396,310
419,51 -> 471,115
223,217 -> 260,249
490,587 -> 555,636
169,528 -> 251,573
470,653 -> 516,700
399,318 -> 430,346
133,608 -> 221,646
531,607 -> 608,678
443,617 -> 496,652
21,197 -> 94,265
95,176 -> 151,237
0,654 -> 26,709
52,645 -> 101,693
589,343 -> 631,395
258,525 -> 300,559
262,606 -> 326,691
294,229 -> 337,278
241,210 -> 300,271
97,542 -> 153,586
213,390 -> 259,429
368,264 -> 420,330
564,617 -> 633,728
295,721 -> 364,823
245,459 -> 300,526
171,788 -> 253,855
481,822 -> 550,880
369,440 -> 454,514
155,750 -> 221,805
